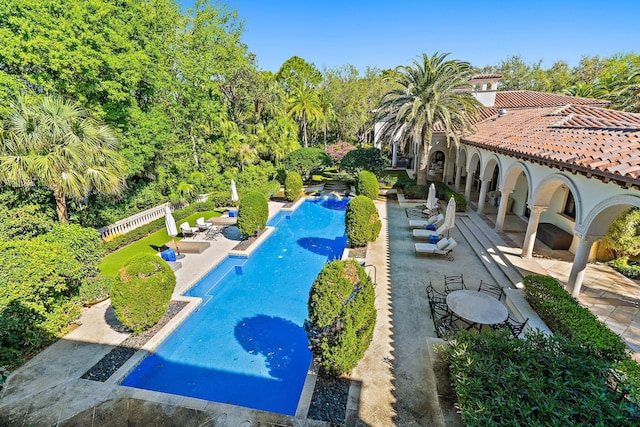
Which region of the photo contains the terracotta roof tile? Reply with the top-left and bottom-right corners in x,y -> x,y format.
470,74 -> 503,80
462,105 -> 640,187
494,91 -> 609,109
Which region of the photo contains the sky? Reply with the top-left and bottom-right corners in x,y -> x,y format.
180,0 -> 640,73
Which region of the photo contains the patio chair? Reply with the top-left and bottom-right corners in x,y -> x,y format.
492,314 -> 529,338
180,221 -> 199,238
196,217 -> 211,231
414,238 -> 457,261
408,213 -> 444,229
412,223 -> 447,240
431,303 -> 460,339
478,280 -> 504,300
444,274 -> 466,293
426,283 -> 447,317
205,225 -> 224,241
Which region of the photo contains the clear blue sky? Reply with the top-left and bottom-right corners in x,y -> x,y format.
180,0 -> 639,73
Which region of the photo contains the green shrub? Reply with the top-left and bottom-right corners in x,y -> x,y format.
403,183 -> 428,199
255,180 -> 281,199
237,191 -> 268,237
444,189 -> 467,212
345,195 -> 381,247
282,147 -> 332,181
79,275 -> 117,305
604,207 -> 640,260
110,254 -> 175,334
207,192 -> 234,208
523,274 -> 629,361
0,240 -> 84,367
449,330 -> 640,426
0,204 -> 56,240
38,223 -> 105,278
355,170 -> 379,200
305,260 -> 376,377
339,148 -> 389,177
608,258 -> 640,279
284,171 -> 303,202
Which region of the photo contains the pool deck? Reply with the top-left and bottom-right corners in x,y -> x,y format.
1,197 -> 639,426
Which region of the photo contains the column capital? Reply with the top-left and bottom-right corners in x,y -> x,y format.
527,205 -> 547,215
499,186 -> 515,195
573,230 -> 605,243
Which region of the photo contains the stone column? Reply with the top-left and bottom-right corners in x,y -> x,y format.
454,165 -> 463,191
464,168 -> 476,201
521,205 -> 546,258
392,141 -> 398,168
494,187 -> 514,231
569,233 -> 602,297
476,179 -> 490,214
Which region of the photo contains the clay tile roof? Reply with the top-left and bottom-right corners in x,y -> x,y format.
494,91 -> 609,109
470,73 -> 503,80
462,105 -> 640,187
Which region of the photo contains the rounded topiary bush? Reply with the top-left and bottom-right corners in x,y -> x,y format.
237,191 -> 269,237
110,254 -> 175,334
345,195 -> 382,247
305,259 -> 376,377
284,171 -> 303,202
356,170 -> 379,200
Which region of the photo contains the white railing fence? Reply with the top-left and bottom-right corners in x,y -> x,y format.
97,194 -> 209,240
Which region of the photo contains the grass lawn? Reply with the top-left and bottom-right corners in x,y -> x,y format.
99,211 -> 220,277
380,169 -> 410,179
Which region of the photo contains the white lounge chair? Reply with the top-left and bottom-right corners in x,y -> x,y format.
412,224 -> 447,240
180,221 -> 199,238
196,217 -> 211,231
408,213 -> 444,229
414,238 -> 457,260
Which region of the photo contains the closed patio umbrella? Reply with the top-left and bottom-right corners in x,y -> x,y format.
230,179 -> 239,204
426,183 -> 437,215
443,196 -> 456,238
164,205 -> 180,255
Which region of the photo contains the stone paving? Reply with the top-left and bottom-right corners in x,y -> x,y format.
1,196 -> 639,426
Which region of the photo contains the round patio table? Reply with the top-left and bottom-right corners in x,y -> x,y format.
446,290 -> 508,328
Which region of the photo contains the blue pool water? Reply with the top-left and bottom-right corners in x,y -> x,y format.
121,198 -> 349,415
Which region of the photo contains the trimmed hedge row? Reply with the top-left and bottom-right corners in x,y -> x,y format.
401,180 -> 467,212
449,329 -> 640,426
284,171 -> 303,202
345,196 -> 381,247
237,191 -> 268,237
523,274 -> 628,360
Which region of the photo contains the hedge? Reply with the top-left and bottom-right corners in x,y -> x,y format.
110,254 -> 175,334
523,274 -> 629,361
305,260 -> 376,377
345,196 -> 381,247
237,191 -> 268,237
449,330 -> 640,426
284,171 -> 303,202
355,170 -> 379,200
339,148 -> 389,177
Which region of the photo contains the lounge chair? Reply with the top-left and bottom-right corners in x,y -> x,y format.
408,213 -> 444,229
180,221 -> 199,238
412,223 -> 447,240
196,217 -> 211,231
414,238 -> 457,261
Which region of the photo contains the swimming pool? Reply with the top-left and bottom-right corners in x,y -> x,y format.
121,198 -> 349,415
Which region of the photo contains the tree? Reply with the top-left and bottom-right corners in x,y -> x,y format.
287,82 -> 324,147
282,147 -> 332,181
609,68 -> 640,113
275,56 -> 323,94
377,52 -> 481,186
605,208 -> 640,260
0,95 -> 128,223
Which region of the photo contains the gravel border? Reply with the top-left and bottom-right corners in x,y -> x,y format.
81,301 -> 188,382
307,376 -> 350,425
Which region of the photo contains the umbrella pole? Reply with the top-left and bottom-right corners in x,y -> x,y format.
173,237 -> 181,256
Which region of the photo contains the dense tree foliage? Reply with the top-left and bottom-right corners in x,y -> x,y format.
605,208 -> 640,260
281,148 -> 332,181
305,259 -> 376,377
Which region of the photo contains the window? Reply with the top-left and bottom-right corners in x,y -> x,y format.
563,191 -> 576,219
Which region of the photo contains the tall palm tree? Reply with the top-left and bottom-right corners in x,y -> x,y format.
0,95 -> 128,223
287,82 -> 324,147
377,52 -> 481,186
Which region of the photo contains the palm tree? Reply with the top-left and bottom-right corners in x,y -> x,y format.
287,82 -> 324,147
609,69 -> 640,113
376,52 -> 481,186
0,95 -> 128,223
